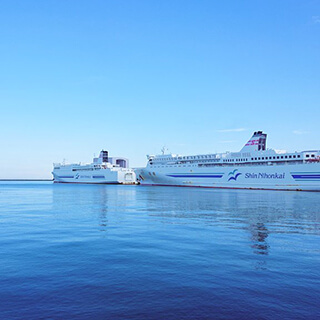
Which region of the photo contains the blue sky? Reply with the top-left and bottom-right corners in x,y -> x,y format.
0,0 -> 319,178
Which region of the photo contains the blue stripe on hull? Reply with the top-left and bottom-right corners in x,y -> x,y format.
292,175 -> 320,179
167,174 -> 223,178
292,180 -> 320,181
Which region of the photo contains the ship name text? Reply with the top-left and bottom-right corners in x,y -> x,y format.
245,172 -> 285,179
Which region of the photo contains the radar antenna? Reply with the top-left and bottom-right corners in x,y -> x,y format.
161,146 -> 168,155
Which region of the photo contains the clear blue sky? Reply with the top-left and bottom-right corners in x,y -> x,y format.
0,0 -> 319,178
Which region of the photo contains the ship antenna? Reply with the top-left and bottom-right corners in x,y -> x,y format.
161,146 -> 169,155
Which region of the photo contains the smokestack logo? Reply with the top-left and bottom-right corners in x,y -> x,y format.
228,169 -> 242,181
245,139 -> 259,146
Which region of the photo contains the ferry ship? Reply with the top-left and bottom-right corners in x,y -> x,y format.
52,150 -> 136,184
138,131 -> 320,191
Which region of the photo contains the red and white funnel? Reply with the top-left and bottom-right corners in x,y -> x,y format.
240,131 -> 267,153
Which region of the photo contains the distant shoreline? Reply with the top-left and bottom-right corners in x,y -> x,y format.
0,179 -> 53,181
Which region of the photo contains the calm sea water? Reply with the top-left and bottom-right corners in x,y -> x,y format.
0,182 -> 319,319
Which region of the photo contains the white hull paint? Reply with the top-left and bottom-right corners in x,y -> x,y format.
53,150 -> 136,184
139,163 -> 320,191
53,168 -> 136,184
138,131 -> 320,191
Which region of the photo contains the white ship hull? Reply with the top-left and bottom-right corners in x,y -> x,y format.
52,150 -> 136,184
54,168 -> 136,184
139,131 -> 320,191
139,163 -> 320,191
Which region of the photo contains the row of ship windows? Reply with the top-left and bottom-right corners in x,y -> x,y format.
155,155 -> 215,161
150,155 -> 312,168
152,154 -> 308,163
151,155 -> 306,167
72,167 -> 101,171
224,159 -> 247,162
251,155 -> 301,161
152,165 -> 197,168
221,155 -> 303,162
152,154 -> 303,165
211,155 -> 302,162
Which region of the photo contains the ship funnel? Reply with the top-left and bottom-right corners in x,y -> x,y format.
99,150 -> 109,163
240,131 -> 267,153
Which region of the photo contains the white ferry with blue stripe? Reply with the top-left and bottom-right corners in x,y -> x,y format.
138,131 -> 320,191
52,151 -> 136,184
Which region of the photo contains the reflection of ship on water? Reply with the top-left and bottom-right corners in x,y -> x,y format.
52,184 -> 138,234
51,183 -> 320,268
250,223 -> 269,255
99,211 -> 108,232
143,187 -> 320,259
98,187 -> 109,233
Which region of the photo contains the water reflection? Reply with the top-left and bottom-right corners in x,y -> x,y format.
143,187 -> 320,231
97,187 -> 108,232
51,184 -> 320,260
52,184 -> 138,233
3,184 -> 320,319
141,186 -> 320,260
250,222 -> 269,255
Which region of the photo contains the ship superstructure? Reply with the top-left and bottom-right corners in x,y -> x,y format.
53,150 -> 136,184
138,131 -> 320,191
